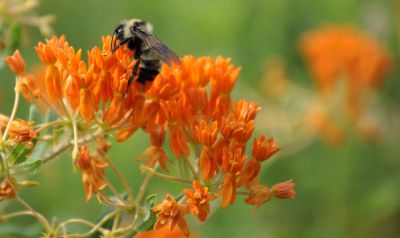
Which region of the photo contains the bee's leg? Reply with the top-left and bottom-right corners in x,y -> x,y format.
128,57 -> 141,86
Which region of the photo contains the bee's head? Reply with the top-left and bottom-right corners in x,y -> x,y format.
110,19 -> 153,52
111,23 -> 125,51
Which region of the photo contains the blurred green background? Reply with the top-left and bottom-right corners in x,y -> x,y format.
1,0 -> 400,237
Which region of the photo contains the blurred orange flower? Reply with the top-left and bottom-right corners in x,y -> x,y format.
136,225 -> 194,238
272,179 -> 296,199
300,26 -> 391,119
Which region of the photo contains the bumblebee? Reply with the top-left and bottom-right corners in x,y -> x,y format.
111,19 -> 180,85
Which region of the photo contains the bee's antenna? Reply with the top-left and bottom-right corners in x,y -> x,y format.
111,38 -> 129,53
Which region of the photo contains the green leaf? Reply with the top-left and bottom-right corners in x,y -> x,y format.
29,141 -> 48,162
29,108 -> 52,162
10,160 -> 42,176
8,142 -> 36,166
135,194 -> 157,233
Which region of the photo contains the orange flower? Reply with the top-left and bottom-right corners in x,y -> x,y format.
233,100 -> 260,122
75,145 -> 108,201
16,74 -> 40,103
35,42 -> 57,65
199,146 -> 218,180
252,135 -> 280,162
7,119 -> 37,145
4,50 -> 25,75
220,148 -> 246,207
137,127 -> 170,172
184,180 -> 214,222
245,184 -> 272,208
136,226 -> 193,238
271,179 -> 296,199
221,173 -> 236,208
194,120 -> 218,146
0,115 -> 37,145
209,57 -> 241,110
239,159 -> 261,187
0,178 -> 16,199
4,50 -> 40,102
152,194 -> 190,237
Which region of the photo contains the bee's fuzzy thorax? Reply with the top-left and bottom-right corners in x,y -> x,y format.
143,23 -> 153,34
121,19 -> 153,37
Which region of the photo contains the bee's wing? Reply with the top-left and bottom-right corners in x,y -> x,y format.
133,30 -> 181,66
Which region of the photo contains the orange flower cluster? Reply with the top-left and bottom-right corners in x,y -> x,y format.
4,35 -> 295,236
300,26 -> 391,118
300,26 -> 391,91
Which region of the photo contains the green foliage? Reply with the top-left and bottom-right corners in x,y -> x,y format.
135,194 -> 157,233
7,143 -> 35,167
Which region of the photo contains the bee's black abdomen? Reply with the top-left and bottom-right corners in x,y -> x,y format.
137,59 -> 161,84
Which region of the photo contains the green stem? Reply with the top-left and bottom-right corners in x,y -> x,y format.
71,115 -> 79,161
104,178 -> 129,207
106,157 -> 135,205
0,210 -> 35,222
182,155 -> 198,180
42,129 -> 102,164
64,210 -> 119,238
34,120 -> 67,133
16,195 -> 53,233
140,165 -> 192,185
1,83 -> 20,142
